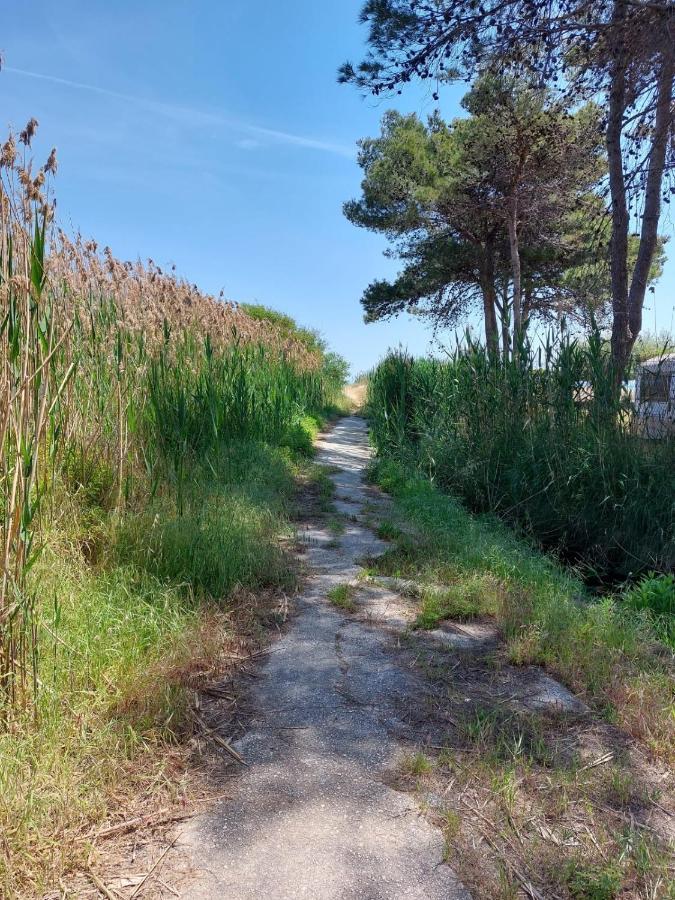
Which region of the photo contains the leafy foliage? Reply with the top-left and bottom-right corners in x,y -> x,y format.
345,77 -> 608,351
341,0 -> 675,374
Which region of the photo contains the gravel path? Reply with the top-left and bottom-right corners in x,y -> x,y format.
178,417 -> 469,899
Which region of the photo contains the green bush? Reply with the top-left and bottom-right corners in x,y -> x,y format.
282,415 -> 322,456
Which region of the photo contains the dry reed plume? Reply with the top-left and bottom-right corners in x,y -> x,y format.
0,119 -> 324,713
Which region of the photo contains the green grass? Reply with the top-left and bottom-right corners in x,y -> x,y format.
622,573 -> 675,648
119,442 -> 300,598
282,414 -> 323,455
376,520 -> 403,541
377,456 -> 673,898
414,574 -> 502,629
327,516 -> 346,536
1,552 -> 202,893
401,751 -> 433,777
0,433 -> 318,897
327,583 -> 357,611
459,706 -> 555,768
370,458 -> 674,762
563,859 -> 623,899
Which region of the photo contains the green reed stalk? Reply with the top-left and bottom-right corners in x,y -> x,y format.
369,334 -> 675,584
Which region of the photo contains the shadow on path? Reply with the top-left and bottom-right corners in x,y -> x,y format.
178,417 -> 469,899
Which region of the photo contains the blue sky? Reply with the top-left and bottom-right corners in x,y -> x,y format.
1,1 -> 673,373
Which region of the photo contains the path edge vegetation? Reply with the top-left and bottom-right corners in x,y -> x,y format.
366,439 -> 674,766
364,424 -> 674,897
1,406 -> 350,898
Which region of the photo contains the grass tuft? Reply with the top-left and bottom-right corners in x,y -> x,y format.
327,583 -> 357,612
415,574 -> 503,628
563,859 -> 623,899
401,751 -> 433,777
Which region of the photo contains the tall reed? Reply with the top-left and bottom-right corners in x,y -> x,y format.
0,122 -> 343,715
0,133 -> 68,709
368,334 -> 675,584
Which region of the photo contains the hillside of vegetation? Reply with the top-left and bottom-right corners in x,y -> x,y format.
0,128 -> 347,895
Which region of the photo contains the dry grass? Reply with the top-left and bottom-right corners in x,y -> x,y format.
50,229 -> 319,364
344,382 -> 368,410
426,743 -> 673,899
392,651 -> 675,900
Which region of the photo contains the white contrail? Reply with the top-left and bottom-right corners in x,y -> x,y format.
4,65 -> 354,158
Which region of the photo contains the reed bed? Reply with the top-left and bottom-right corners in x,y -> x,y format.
0,121 -> 348,894
0,121 -> 342,719
368,338 -> 675,587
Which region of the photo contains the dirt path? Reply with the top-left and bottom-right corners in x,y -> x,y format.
178,417 -> 469,898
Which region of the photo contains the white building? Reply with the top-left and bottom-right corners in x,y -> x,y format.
635,354 -> 675,438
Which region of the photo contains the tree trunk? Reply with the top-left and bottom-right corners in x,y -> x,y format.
506,200 -> 522,346
523,283 -> 533,330
607,1 -> 632,381
626,40 -> 674,352
479,261 -> 500,359
500,278 -> 511,362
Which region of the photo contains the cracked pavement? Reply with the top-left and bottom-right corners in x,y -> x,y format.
178,417 -> 469,899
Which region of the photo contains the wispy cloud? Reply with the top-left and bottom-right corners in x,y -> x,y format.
235,138 -> 262,151
4,65 -> 354,158
240,124 -> 353,157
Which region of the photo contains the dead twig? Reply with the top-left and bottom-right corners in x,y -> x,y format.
460,798 -> 556,899
200,686 -> 236,701
156,876 -> 180,897
577,751 -> 613,773
94,818 -> 142,840
87,870 -> 120,900
129,834 -> 180,899
248,647 -> 277,660
91,810 -> 191,842
477,828 -> 551,900
652,799 -> 674,818
194,712 -> 248,766
240,666 -> 260,678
